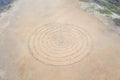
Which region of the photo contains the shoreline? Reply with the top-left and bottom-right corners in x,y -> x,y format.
79,1 -> 120,34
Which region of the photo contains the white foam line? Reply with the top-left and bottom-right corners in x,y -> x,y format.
0,0 -> 26,35
1,0 -> 25,18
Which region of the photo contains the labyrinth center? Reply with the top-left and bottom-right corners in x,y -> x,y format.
29,24 -> 92,65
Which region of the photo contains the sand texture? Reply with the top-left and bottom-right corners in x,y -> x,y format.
0,0 -> 120,80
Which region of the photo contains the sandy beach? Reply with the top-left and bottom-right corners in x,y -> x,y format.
0,0 -> 120,80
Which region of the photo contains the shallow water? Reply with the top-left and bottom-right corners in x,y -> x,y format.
0,0 -> 14,7
0,0 -> 15,13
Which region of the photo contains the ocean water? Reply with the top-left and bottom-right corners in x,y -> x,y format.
0,0 -> 14,7
0,0 -> 15,13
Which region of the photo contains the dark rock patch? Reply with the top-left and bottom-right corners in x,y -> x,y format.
80,0 -> 120,15
113,18 -> 120,27
94,0 -> 120,15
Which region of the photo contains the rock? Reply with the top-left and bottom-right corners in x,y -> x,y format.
113,18 -> 120,26
83,0 -> 120,15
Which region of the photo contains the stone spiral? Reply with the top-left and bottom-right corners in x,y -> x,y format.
28,23 -> 92,66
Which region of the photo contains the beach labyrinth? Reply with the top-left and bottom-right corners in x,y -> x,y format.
28,23 -> 92,66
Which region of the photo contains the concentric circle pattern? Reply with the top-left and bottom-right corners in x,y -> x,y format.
28,23 -> 92,66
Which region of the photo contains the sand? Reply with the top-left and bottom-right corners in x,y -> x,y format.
0,0 -> 120,80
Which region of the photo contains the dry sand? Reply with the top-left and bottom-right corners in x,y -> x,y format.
0,0 -> 120,80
